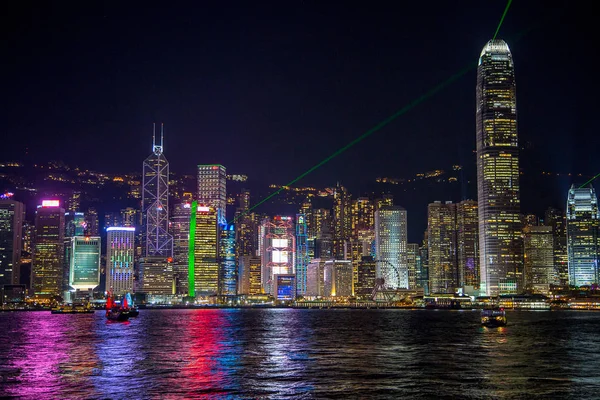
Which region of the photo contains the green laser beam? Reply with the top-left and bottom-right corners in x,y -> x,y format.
231,64 -> 475,224
493,0 -> 513,40
230,0 -> 515,224
580,173 -> 600,189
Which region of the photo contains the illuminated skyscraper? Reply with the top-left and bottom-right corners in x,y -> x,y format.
295,214 -> 309,296
323,260 -> 353,297
85,208 -> 99,236
219,223 -> 237,296
406,243 -> 419,290
427,201 -> 457,294
476,39 -> 522,295
238,255 -> 261,295
142,123 -> 173,257
197,165 -> 227,222
260,216 -> 295,295
545,207 -> 568,286
523,225 -> 554,294
171,202 -> 191,294
356,256 -> 376,297
32,200 -> 65,297
332,183 -> 352,259
120,207 -> 138,227
456,200 -> 479,288
188,202 -> 219,297
0,199 -> 24,286
138,256 -> 175,296
106,227 -> 135,296
351,197 -> 375,237
566,185 -> 599,287
375,206 -> 408,288
306,259 -> 326,297
69,236 -> 101,291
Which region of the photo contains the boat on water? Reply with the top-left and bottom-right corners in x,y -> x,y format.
124,292 -> 139,317
51,302 -> 95,314
481,307 -> 507,327
105,290 -> 131,322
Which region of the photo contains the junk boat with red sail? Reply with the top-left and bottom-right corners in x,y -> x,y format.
105,290 -> 131,321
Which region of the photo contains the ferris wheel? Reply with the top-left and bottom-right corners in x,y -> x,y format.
372,260 -> 403,302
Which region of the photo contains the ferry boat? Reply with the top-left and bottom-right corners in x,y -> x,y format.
105,291 -> 131,322
481,307 -> 507,327
51,302 -> 95,314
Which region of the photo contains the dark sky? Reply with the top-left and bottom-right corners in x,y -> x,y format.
2,1 -> 598,193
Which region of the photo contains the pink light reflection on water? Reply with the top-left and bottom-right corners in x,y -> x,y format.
5,312 -> 100,398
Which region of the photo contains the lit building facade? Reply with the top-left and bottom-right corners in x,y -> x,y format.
566,185 -> 600,287
260,216 -> 295,295
523,225 -> 554,294
406,243 -> 419,290
545,207 -> 568,286
356,256 -> 376,297
351,197 -> 375,237
219,224 -> 237,296
332,184 -> 352,259
273,274 -> 296,302
323,260 -> 353,297
238,255 -> 261,295
375,205 -> 408,288
142,124 -> 173,257
69,236 -> 101,291
138,256 -> 175,295
171,203 -> 191,294
32,200 -> 65,297
188,202 -> 219,297
428,201 -> 457,294
456,200 -> 479,288
476,39 -> 522,296
295,214 -> 309,296
106,227 -> 135,295
197,165 -> 227,221
0,199 -> 24,286
306,259 -> 326,297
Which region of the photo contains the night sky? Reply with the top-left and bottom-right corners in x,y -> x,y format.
2,2 -> 598,203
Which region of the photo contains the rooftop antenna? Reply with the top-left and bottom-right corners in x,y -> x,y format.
161,123 -> 164,149
152,123 -> 156,149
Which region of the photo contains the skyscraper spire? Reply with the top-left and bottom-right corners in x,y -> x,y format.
153,123 -> 163,155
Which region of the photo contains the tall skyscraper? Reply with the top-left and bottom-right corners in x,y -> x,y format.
427,201 -> 457,294
171,202 -> 191,294
69,236 -> 101,292
332,183 -> 352,259
142,123 -> 173,257
295,214 -> 309,296
456,200 -> 479,288
197,165 -> 227,222
545,207 -> 568,286
188,202 -> 219,297
523,225 -> 554,294
406,243 -> 419,290
351,197 -> 375,237
106,227 -> 135,296
32,200 -> 65,297
219,223 -> 237,296
260,216 -> 295,295
476,39 -> 522,296
566,185 -> 599,287
0,199 -> 24,286
85,208 -> 99,236
375,205 -> 408,289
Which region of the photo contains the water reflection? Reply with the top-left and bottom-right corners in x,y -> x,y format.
2,309 -> 600,399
